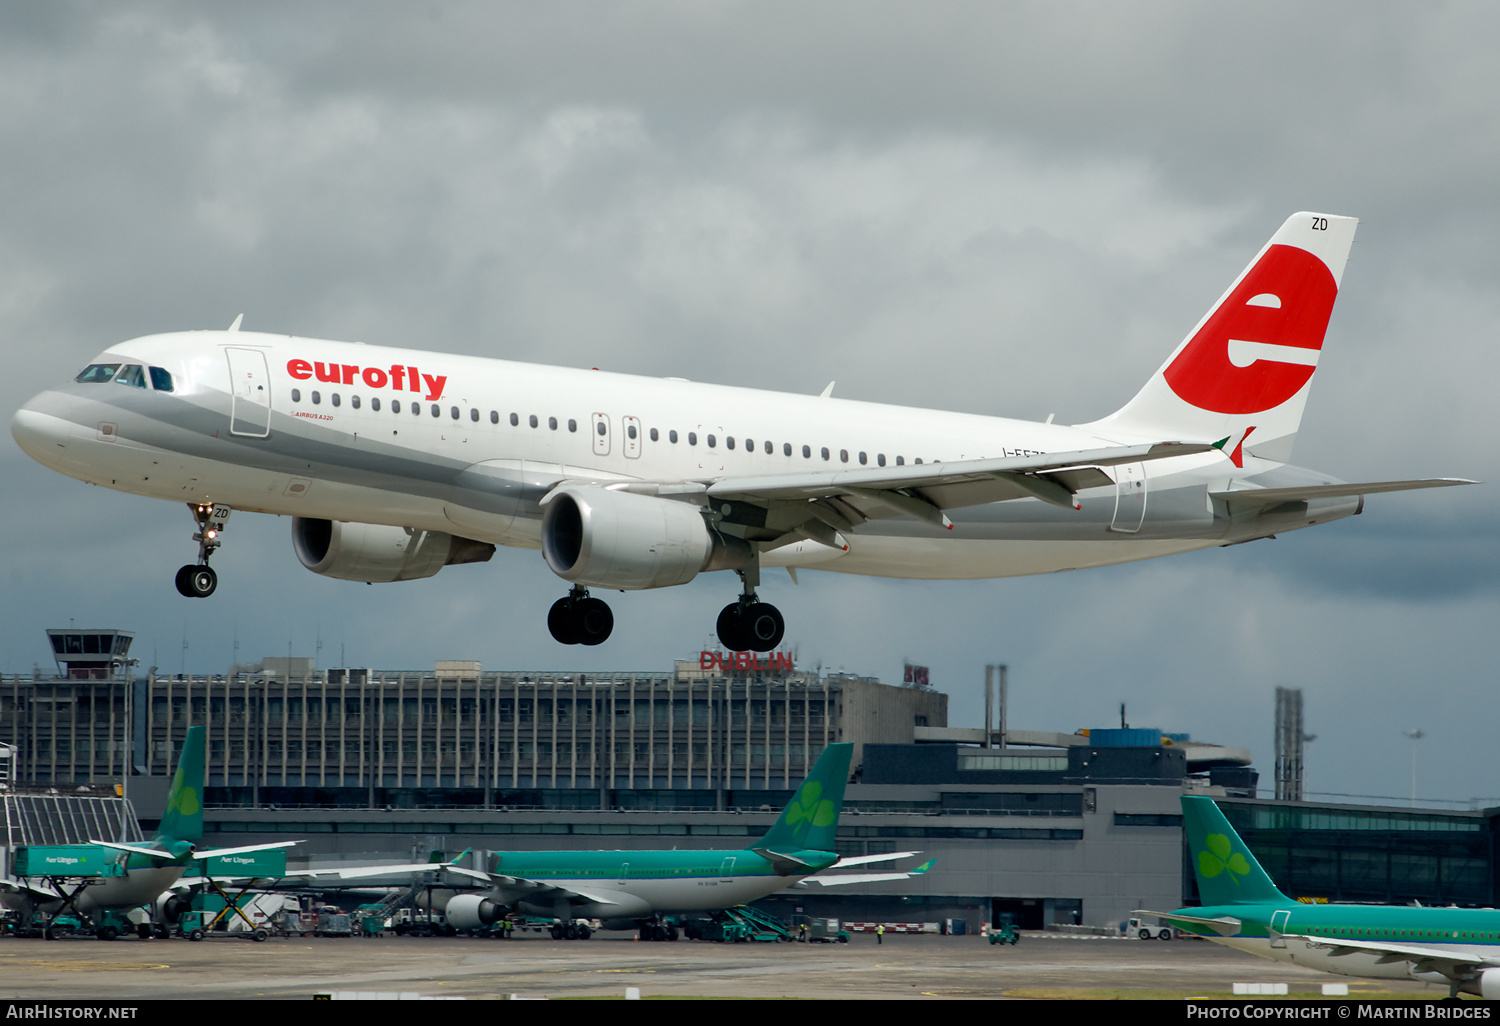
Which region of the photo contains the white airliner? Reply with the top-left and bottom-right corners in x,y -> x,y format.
10,212 -> 1467,648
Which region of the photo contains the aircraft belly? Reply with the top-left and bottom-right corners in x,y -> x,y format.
75,867 -> 182,913
818,535 -> 1217,579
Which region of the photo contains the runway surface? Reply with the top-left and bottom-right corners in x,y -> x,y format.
0,931 -> 1451,1000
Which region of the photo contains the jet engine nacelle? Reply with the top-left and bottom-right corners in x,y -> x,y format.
1478,967 -> 1500,999
445,893 -> 504,931
541,487 -> 750,590
152,891 -> 192,926
292,517 -> 495,583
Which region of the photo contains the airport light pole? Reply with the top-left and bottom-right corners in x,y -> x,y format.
1404,729 -> 1424,808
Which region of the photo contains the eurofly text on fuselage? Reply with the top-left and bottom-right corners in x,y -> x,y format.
10,213 -> 1468,648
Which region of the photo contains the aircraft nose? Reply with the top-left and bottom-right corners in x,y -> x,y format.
11,400 -> 72,465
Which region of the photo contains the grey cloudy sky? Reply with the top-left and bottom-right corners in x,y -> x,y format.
2,2 -> 1495,807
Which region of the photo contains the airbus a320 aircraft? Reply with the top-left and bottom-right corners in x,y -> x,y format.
1145,797 -> 1500,999
11,212 -> 1467,649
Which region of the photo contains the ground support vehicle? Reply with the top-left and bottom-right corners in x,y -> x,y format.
987,913 -> 1020,945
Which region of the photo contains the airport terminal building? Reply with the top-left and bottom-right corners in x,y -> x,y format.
1,629 -> 1494,930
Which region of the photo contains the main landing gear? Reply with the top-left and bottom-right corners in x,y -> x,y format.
548,586 -> 614,646
175,502 -> 229,598
715,566 -> 785,653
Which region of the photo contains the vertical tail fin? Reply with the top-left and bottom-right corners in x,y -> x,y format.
1181,796 -> 1289,906
1084,212 -> 1358,466
154,725 -> 204,845
758,743 -> 853,852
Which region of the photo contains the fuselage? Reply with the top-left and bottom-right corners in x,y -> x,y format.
485,846 -> 835,921
1176,900 -> 1500,990
11,330 -> 1360,582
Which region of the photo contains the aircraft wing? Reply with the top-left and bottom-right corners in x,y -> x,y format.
284,861 -> 452,882
475,874 -> 630,909
1211,478 -> 1475,510
707,442 -> 1212,526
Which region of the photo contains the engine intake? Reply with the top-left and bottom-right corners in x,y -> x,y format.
446,893 -> 504,931
292,518 -> 494,583
541,487 -> 750,590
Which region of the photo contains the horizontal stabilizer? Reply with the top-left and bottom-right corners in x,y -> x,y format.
1212,477 -> 1474,509
89,840 -> 178,862
833,850 -> 922,869
191,840 -> 300,860
1140,908 -> 1242,937
802,871 -> 923,886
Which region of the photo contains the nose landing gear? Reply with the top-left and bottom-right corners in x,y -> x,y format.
175,502 -> 229,598
547,586 -> 614,646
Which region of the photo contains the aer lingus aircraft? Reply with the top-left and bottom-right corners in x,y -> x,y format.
11,212 -> 1468,649
437,742 -> 926,939
1,726 -> 297,937
1144,797 -> 1500,999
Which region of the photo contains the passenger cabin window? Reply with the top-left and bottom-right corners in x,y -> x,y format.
688,432 -> 697,445
148,367 -> 174,391
291,389 -> 301,402
532,415 -> 540,428
490,411 -> 498,424
707,434 -> 716,448
802,445 -> 811,458
312,391 -> 321,404
373,397 -> 381,411
331,393 -> 341,407
470,408 -> 479,422
670,430 -> 678,443
510,413 -> 519,426
351,395 -> 360,409
725,436 -> 733,450
114,365 -> 146,388
569,419 -> 578,432
75,364 -> 120,383
649,427 -> 658,442
549,417 -> 558,430
451,406 -> 460,419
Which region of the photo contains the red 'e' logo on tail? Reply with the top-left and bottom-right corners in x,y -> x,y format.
1163,244 -> 1338,415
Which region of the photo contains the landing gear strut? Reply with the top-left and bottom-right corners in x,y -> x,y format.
175,502 -> 229,598
548,586 -> 613,646
716,565 -> 785,652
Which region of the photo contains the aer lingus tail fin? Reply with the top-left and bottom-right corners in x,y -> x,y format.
758,743 -> 853,853
154,725 -> 205,846
1182,796 -> 1289,907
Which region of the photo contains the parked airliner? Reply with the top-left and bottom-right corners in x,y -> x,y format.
11,212 -> 1467,648
438,743 -> 928,939
1146,797 -> 1500,999
1,726 -> 296,938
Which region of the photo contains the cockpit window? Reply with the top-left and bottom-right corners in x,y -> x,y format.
75,363 -> 120,383
114,365 -> 147,388
149,366 -> 174,391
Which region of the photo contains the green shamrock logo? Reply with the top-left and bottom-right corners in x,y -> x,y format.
170,785 -> 201,817
786,781 -> 836,836
1198,833 -> 1250,884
